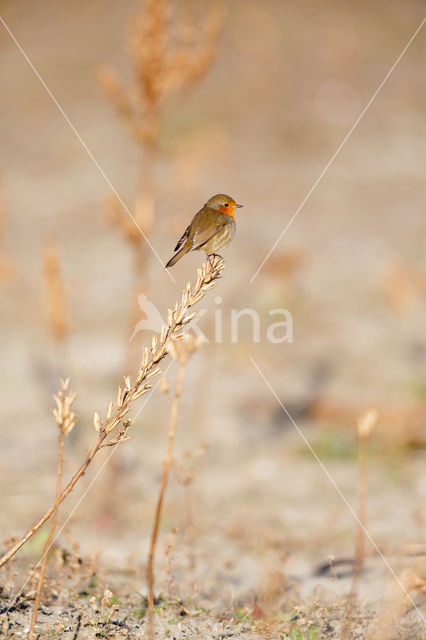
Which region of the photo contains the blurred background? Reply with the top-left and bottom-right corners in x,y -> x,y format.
0,0 -> 425,634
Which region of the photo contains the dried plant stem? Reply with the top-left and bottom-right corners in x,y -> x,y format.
43,238 -> 69,344
352,410 -> 378,589
0,436 -> 104,569
342,445 -> 368,633
352,441 -> 368,587
28,379 -> 76,638
28,432 -> 65,640
147,362 -> 186,638
100,0 -> 224,150
100,0 -> 224,379
0,257 -> 224,570
343,409 -> 378,638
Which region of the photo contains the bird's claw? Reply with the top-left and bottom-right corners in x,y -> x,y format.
207,253 -> 223,268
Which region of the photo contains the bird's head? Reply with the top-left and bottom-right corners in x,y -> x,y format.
206,194 -> 243,216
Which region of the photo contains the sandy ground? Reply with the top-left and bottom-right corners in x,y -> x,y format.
0,1 -> 425,638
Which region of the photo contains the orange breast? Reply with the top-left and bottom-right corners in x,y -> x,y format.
219,204 -> 236,218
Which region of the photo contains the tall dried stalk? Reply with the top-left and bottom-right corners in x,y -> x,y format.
0,256 -> 225,569
100,0 -> 224,156
352,410 -> 378,584
28,380 -> 76,640
343,409 -> 378,637
42,238 -> 69,344
99,0 -> 224,352
146,334 -> 202,638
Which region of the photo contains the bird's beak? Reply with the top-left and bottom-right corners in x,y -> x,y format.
235,204 -> 243,208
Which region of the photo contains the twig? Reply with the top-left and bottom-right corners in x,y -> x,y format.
72,612 -> 82,640
28,433 -> 65,638
28,433 -> 65,640
28,379 -> 76,639
0,257 -> 225,569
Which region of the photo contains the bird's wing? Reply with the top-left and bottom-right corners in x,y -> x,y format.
192,218 -> 228,251
174,206 -> 207,251
174,225 -> 191,251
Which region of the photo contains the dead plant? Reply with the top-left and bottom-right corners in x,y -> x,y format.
28,379 -> 76,640
343,408 -> 378,638
146,332 -> 203,639
99,0 -> 224,355
353,409 -> 378,579
99,0 -> 224,156
0,255 -> 225,570
42,237 -> 69,344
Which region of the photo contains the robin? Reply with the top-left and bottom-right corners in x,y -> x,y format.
165,194 -> 243,268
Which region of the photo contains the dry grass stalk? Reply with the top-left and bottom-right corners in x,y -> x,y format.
43,238 -> 69,343
309,399 -> 425,448
99,0 -> 224,285
352,409 -> 378,582
28,379 -> 76,640
99,0 -> 224,151
343,408 -> 378,637
0,256 -> 224,569
100,0 -> 224,381
146,333 -> 202,638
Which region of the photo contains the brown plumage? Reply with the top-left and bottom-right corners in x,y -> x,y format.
166,194 -> 242,268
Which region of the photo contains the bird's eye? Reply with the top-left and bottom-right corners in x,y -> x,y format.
224,203 -> 229,207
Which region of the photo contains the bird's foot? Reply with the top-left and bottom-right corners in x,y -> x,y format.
207,253 -> 223,267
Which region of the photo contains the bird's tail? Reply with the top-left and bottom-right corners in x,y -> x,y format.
165,241 -> 191,268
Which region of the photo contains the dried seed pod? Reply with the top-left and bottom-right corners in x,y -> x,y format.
93,411 -> 101,433
356,409 -> 378,440
52,379 -> 77,435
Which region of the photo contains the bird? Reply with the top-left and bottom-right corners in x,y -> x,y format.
165,194 -> 243,268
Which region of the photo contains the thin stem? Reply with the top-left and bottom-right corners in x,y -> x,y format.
342,427 -> 371,638
352,436 -> 368,587
146,362 -> 186,638
28,432 -> 66,639
0,256 -> 224,570
0,433 -> 106,569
